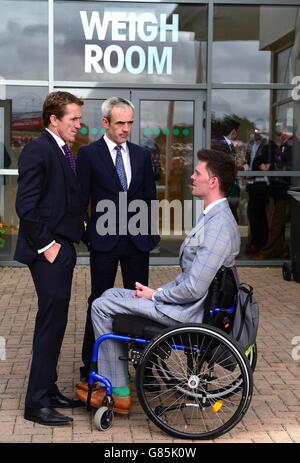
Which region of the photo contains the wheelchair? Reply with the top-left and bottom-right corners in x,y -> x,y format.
85,267 -> 257,440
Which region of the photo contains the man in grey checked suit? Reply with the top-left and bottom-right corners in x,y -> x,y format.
82,148 -> 240,412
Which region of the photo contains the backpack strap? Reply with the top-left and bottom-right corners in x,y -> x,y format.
236,284 -> 253,341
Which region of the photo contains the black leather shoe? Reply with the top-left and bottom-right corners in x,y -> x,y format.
144,376 -> 161,392
49,392 -> 84,408
24,407 -> 73,426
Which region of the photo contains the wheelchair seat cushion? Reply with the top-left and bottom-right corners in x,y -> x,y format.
113,314 -> 168,339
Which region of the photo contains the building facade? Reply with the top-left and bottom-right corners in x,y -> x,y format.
1,0 -> 300,265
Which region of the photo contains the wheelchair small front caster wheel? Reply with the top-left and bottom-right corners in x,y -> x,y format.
282,262 -> 292,281
94,407 -> 113,431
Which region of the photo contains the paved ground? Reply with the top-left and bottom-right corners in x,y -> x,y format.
0,265 -> 300,444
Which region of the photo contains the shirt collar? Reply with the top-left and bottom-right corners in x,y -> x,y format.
104,134 -> 127,153
203,197 -> 226,215
45,128 -> 66,149
224,136 -> 232,146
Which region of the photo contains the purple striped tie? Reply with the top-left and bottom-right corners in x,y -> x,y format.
62,144 -> 77,174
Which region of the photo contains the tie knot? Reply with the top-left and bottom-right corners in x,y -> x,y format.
115,144 -> 122,153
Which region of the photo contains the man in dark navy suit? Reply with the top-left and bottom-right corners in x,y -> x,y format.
77,97 -> 159,380
211,118 -> 241,223
14,91 -> 85,425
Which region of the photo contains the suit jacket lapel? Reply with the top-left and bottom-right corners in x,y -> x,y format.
179,211 -> 205,260
127,141 -> 137,192
42,130 -> 80,188
179,201 -> 229,261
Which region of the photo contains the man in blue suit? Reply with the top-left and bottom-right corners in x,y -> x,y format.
14,92 -> 85,425
76,148 -> 240,413
77,97 -> 159,380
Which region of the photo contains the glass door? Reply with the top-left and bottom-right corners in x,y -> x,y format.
0,99 -> 17,263
131,90 -> 204,262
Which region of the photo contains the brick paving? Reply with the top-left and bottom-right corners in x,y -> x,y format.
0,265 -> 300,443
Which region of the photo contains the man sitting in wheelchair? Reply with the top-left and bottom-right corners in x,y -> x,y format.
76,148 -> 240,415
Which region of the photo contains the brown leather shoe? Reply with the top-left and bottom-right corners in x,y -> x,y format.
76,380 -> 101,391
76,380 -> 131,392
75,387 -> 131,415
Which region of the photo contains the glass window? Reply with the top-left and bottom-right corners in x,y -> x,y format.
212,5 -> 300,84
275,47 -> 294,102
54,1 -> 207,84
0,175 -> 18,262
139,99 -> 194,258
0,1 -> 48,80
211,89 -> 300,262
0,86 -> 48,169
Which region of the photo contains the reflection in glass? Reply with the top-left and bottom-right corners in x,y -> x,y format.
0,0 -> 48,80
72,100 -> 101,157
54,1 -> 207,84
0,175 -> 18,261
0,86 -> 48,169
213,5 -> 300,84
140,100 -> 194,257
211,89 -> 300,262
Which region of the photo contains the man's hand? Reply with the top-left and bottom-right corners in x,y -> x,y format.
44,242 -> 61,263
133,282 -> 155,300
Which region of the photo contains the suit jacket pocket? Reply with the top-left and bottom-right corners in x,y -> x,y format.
53,242 -> 76,268
37,207 -> 51,218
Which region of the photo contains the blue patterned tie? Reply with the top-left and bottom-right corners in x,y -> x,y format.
62,144 -> 77,174
115,144 -> 128,191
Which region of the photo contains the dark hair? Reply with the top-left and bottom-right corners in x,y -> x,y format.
42,91 -> 83,127
222,118 -> 240,136
197,149 -> 237,195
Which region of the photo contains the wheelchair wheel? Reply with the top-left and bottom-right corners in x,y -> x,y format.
136,324 -> 253,440
155,338 -> 257,401
94,407 -> 114,431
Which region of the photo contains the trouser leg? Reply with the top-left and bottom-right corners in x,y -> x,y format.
81,249 -> 118,374
25,242 -> 75,408
91,288 -> 177,387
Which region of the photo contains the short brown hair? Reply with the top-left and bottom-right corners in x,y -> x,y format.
42,91 -> 83,127
197,149 -> 237,195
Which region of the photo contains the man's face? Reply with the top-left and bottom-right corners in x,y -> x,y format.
102,106 -> 134,144
229,128 -> 238,141
54,103 -> 82,143
191,161 -> 213,199
254,130 -> 262,142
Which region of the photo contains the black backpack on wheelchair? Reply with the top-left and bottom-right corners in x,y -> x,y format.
203,265 -> 259,369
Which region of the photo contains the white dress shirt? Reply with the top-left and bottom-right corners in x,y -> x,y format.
203,197 -> 227,215
224,136 -> 235,153
104,134 -> 132,187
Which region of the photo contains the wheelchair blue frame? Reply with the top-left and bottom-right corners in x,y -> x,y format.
87,303 -> 236,402
87,329 -> 205,399
87,334 -> 151,398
